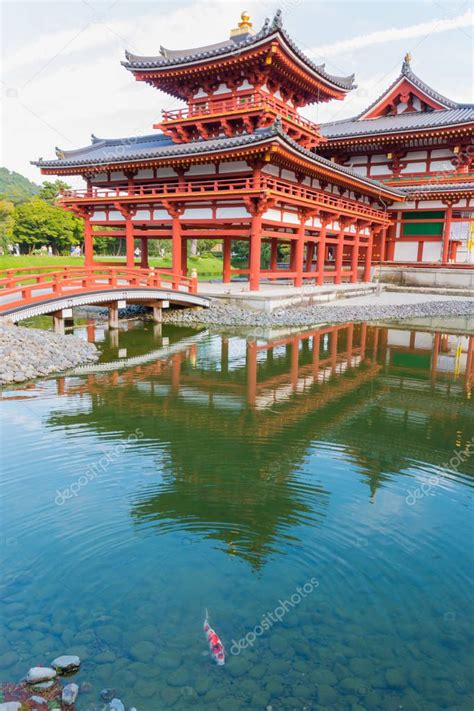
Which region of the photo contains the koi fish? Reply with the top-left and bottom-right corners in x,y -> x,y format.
204,609 -> 225,666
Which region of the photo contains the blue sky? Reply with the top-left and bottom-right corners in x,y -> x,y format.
2,0 -> 473,183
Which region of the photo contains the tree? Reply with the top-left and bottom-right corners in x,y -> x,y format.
38,180 -> 71,204
0,199 -> 15,252
12,197 -> 82,254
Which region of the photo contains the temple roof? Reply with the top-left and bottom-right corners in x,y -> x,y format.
32,123 -> 403,199
321,57 -> 473,141
359,56 -> 459,117
400,181 -> 474,196
321,106 -> 474,140
122,10 -> 356,93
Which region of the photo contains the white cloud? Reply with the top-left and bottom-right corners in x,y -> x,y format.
310,9 -> 473,58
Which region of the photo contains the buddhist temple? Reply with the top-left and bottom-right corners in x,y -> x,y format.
32,10 -> 473,288
321,53 -> 474,264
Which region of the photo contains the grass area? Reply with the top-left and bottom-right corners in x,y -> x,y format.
0,254 -> 224,278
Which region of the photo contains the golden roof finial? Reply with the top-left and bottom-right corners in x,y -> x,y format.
230,10 -> 255,38
404,51 -> 412,65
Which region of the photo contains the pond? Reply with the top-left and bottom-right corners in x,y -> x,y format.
0,319 -> 473,710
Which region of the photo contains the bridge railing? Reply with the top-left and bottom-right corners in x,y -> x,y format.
0,266 -> 198,312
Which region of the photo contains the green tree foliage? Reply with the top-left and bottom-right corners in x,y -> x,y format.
0,199 -> 15,251
12,197 -> 82,254
0,167 -> 40,204
38,180 -> 71,204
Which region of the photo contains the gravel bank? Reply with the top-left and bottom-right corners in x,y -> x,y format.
162,298 -> 474,328
0,319 -> 98,385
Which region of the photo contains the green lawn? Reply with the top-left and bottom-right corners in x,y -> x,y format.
0,254 -> 224,279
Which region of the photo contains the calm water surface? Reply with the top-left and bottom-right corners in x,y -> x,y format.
0,319 -> 473,710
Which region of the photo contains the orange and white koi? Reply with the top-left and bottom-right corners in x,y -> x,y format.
203,609 -> 225,666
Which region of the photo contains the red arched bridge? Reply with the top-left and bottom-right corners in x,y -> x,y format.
0,265 -> 209,325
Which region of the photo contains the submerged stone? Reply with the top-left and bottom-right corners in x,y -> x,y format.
25,667 -> 57,684
51,655 -> 81,674
62,683 -> 79,706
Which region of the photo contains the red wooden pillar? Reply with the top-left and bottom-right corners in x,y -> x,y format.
125,214 -> 135,269
181,238 -> 188,276
306,242 -> 315,273
351,228 -> 360,283
270,238 -> 278,271
83,213 -> 93,267
223,236 -> 232,283
442,203 -> 453,264
364,227 -> 374,282
316,219 -> 328,286
380,227 -> 388,262
294,211 -> 307,287
140,238 -> 149,269
171,214 -> 182,287
249,211 -> 263,291
335,220 -> 345,284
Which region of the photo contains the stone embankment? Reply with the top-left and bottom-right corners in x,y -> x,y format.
162,298 -> 474,328
0,319 -> 98,386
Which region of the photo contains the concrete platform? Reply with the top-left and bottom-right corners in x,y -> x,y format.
379,266 -> 474,289
197,281 -> 379,312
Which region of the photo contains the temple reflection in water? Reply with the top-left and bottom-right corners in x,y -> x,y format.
6,319 -> 472,567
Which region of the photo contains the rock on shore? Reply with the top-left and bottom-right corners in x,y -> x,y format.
0,319 -> 98,385
162,298 -> 474,328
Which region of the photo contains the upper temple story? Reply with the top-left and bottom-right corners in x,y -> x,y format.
121,9 -> 356,107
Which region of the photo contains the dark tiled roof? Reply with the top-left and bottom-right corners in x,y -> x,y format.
321,106 -> 474,139
32,123 -> 403,198
321,60 -> 473,141
358,59 -> 459,118
400,181 -> 474,195
122,10 -> 355,92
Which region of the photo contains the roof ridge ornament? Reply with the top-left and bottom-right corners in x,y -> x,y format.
402,52 -> 412,73
271,9 -> 283,29
230,10 -> 255,38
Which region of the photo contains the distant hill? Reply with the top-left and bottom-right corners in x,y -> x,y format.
0,167 -> 40,204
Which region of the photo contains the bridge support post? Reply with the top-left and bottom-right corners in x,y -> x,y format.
108,303 -> 119,329
146,300 -> 169,323
52,308 -> 73,335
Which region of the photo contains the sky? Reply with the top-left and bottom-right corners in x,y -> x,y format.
1,0 -> 473,185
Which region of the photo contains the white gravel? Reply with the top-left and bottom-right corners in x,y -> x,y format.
162,295 -> 474,328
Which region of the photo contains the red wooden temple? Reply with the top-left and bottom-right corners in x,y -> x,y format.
321,53 -> 474,264
32,11 -> 473,288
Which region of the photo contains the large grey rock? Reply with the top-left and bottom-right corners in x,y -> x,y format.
0,703 -> 23,711
25,666 -> 57,684
51,654 -> 81,673
62,682 -> 79,706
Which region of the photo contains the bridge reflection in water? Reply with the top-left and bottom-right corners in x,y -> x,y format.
10,320 -> 468,569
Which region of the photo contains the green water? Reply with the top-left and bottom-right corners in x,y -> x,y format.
0,319 -> 473,710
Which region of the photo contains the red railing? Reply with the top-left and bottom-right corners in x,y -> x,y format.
61,175 -> 391,223
0,266 -> 198,312
161,92 -> 320,134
